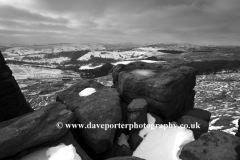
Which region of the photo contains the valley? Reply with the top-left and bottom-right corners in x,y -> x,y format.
1,43 -> 240,135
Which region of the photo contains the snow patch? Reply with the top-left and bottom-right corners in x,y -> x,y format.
112,61 -> 135,65
79,64 -> 103,70
140,60 -> 164,63
147,113 -> 156,124
232,119 -> 239,128
79,88 -> 96,97
117,133 -> 130,147
20,144 -> 81,160
133,127 -> 194,160
47,144 -> 81,160
131,69 -> 156,77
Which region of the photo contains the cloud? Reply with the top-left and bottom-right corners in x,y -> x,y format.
0,0 -> 240,45
0,5 -> 69,24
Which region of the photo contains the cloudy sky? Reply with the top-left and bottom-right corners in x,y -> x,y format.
0,0 -> 240,45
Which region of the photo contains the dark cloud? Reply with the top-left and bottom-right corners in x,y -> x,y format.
0,0 -> 240,45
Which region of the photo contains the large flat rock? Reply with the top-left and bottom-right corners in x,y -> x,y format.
0,102 -> 75,159
57,80 -> 122,153
112,62 -> 198,120
57,79 -> 105,111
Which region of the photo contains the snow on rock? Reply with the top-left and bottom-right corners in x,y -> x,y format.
140,60 -> 164,63
113,60 -> 165,66
79,88 -> 96,97
20,144 -> 81,160
79,64 -> 103,70
117,133 -> 130,147
147,113 -> 156,124
131,69 -> 156,77
133,127 -> 195,160
47,144 -> 81,160
112,61 -> 135,65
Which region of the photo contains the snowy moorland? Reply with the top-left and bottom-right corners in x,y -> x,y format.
2,43 -> 240,135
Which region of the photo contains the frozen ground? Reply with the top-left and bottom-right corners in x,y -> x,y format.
194,72 -> 240,134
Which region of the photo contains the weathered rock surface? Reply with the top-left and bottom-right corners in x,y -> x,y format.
127,99 -> 147,127
177,115 -> 209,139
0,102 -> 75,159
57,79 -> 105,111
185,108 -> 211,123
112,62 -> 197,121
106,156 -> 144,160
57,80 -> 122,153
0,51 -> 33,123
180,130 -> 240,160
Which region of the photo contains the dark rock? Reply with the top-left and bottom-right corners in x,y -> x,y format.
120,101 -> 129,126
177,115 -> 209,139
148,113 -> 164,125
127,99 -> 147,112
99,143 -> 132,160
106,156 -> 144,160
180,130 -> 240,160
0,52 -> 33,123
129,130 -> 143,151
57,80 -> 122,153
213,116 -> 234,126
127,99 -> 148,128
112,62 -> 197,121
116,145 -> 133,157
99,143 -> 121,160
2,131 -> 91,160
185,108 -> 211,123
0,51 -> 6,67
0,102 -> 75,159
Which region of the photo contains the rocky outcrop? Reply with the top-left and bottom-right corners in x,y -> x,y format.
127,99 -> 148,127
177,115 -> 209,139
112,62 -> 197,121
57,80 -> 122,153
0,51 -> 33,123
180,130 -> 240,160
0,102 -> 75,159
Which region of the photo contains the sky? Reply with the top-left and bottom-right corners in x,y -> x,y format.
0,0 -> 240,45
